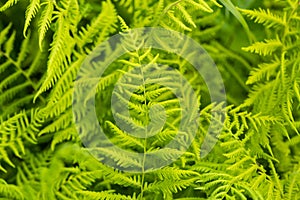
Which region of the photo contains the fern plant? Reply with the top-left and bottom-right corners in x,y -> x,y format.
0,0 -> 299,199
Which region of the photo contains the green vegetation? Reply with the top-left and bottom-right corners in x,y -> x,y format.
0,0 -> 299,199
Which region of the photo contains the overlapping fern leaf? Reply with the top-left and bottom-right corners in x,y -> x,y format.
0,24 -> 46,174
237,1 -> 300,198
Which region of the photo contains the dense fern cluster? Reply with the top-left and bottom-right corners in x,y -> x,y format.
0,0 -> 299,199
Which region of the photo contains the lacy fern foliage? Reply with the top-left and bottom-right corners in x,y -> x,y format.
0,0 -> 299,199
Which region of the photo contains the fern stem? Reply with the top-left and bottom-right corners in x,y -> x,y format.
136,50 -> 148,200
0,50 -> 45,103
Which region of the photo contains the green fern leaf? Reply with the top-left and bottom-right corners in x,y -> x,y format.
91,147 -> 143,169
0,24 -> 12,47
176,4 -> 196,28
34,12 -> 74,101
39,109 -> 73,136
239,8 -> 286,28
23,0 -> 40,37
187,0 -> 213,13
77,190 -> 134,200
0,112 -> 28,171
242,39 -> 282,56
154,167 -> 200,180
145,177 -> 197,196
284,172 -> 300,200
118,15 -> 130,32
4,31 -> 15,56
167,11 -> 192,31
0,0 -> 19,12
38,0 -> 54,49
106,121 -> 144,149
16,32 -> 31,66
77,0 -> 117,48
50,126 -> 78,150
0,179 -> 23,200
246,59 -> 280,84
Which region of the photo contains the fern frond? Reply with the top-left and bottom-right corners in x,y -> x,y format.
0,71 -> 22,93
38,0 -> 54,49
45,88 -> 73,118
106,121 -> 144,149
151,129 -> 177,145
154,167 -> 200,180
45,56 -> 83,118
90,147 -> 143,170
77,0 -> 117,49
56,169 -> 104,199
84,70 -> 121,93
39,109 -> 73,136
118,15 -> 130,32
77,190 -> 134,200
167,11 -> 192,31
16,32 -> 31,66
0,111 -> 38,172
0,0 -> 298,199
228,157 -> 253,172
0,179 -> 23,199
239,8 -> 286,28
242,38 -> 282,56
101,168 -> 142,188
23,0 -> 40,37
0,24 -> 12,48
0,82 -> 31,106
284,172 -> 300,200
145,177 -> 197,197
4,30 -> 15,56
34,6 -> 75,100
114,113 -> 145,129
175,4 -> 196,28
50,126 -> 78,150
246,59 -> 280,84
35,0 -> 118,100
0,24 -> 47,117
0,0 -> 19,12
113,91 -> 146,114
186,0 -> 213,13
